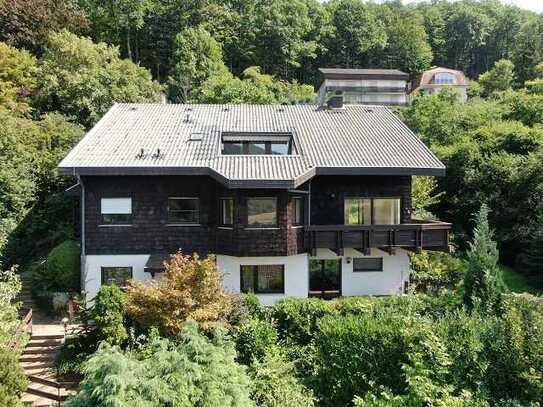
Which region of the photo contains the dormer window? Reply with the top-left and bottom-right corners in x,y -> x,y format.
221,132 -> 295,155
433,72 -> 456,85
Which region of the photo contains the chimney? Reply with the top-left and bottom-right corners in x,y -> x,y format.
327,95 -> 344,109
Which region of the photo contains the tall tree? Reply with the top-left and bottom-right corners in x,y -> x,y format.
0,42 -> 37,114
168,26 -> 228,102
34,31 -> 161,128
478,59 -> 515,97
0,0 -> 88,53
324,0 -> 387,68
463,204 -> 504,311
513,17 -> 543,84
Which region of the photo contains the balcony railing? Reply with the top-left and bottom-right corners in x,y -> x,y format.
305,219 -> 451,255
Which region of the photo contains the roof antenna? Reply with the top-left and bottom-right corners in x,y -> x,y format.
136,148 -> 145,159
153,148 -> 163,159
184,114 -> 190,123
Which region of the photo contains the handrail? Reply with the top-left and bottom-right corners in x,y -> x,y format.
8,308 -> 32,351
306,221 -> 452,232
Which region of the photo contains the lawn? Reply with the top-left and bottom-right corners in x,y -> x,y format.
501,265 -> 543,296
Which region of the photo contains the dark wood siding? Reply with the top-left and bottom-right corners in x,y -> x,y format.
309,175 -> 412,225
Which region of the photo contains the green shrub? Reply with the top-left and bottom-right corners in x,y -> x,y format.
92,285 -> 127,346
250,348 -> 315,407
229,293 -> 267,328
46,240 -> 80,292
314,314 -> 410,406
235,317 -> 278,365
55,332 -> 98,379
410,251 -> 466,294
272,298 -> 338,345
0,348 -> 27,406
482,294 -> 543,402
67,322 -> 252,407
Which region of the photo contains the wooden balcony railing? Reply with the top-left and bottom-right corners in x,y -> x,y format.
305,220 -> 451,255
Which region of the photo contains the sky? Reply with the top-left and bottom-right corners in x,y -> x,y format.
402,0 -> 543,13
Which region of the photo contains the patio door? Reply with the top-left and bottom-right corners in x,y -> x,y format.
309,259 -> 341,299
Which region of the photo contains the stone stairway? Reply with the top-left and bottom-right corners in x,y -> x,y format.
16,274 -> 37,316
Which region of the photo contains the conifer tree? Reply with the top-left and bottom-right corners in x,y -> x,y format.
463,204 -> 504,311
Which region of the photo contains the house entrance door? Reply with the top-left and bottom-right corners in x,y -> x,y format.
309,259 -> 341,299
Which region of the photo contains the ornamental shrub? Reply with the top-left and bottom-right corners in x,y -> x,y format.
125,252 -> 232,334
271,298 -> 337,345
67,322 -> 252,407
249,347 -> 315,407
0,348 -> 27,406
46,240 -> 80,292
235,317 -> 278,365
92,285 -> 127,346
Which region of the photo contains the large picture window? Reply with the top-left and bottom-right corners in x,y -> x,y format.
345,198 -> 400,225
220,198 -> 234,226
168,198 -> 199,224
247,197 -> 277,227
240,265 -> 285,294
101,197 -> 132,225
101,267 -> 133,286
221,132 -> 295,156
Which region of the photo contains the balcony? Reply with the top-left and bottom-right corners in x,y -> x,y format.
305,219 -> 451,255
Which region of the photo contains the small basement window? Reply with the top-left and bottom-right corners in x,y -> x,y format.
101,198 -> 132,225
101,266 -> 133,286
353,258 -> 383,272
221,132 -> 295,155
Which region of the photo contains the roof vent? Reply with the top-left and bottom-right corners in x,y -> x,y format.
129,106 -> 138,111
189,132 -> 204,141
327,95 -> 344,110
136,148 -> 146,159
152,148 -> 164,159
183,114 -> 191,123
223,107 -> 230,112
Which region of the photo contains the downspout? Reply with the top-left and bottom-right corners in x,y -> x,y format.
307,179 -> 312,226
76,172 -> 86,293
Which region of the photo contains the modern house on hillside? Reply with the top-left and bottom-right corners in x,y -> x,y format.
58,101 -> 451,304
317,68 -> 410,106
410,67 -> 469,102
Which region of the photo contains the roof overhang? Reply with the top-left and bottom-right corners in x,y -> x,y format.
59,165 -> 445,188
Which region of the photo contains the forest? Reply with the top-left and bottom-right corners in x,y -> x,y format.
1,0 -> 543,405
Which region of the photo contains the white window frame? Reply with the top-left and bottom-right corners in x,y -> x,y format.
100,197 -> 132,226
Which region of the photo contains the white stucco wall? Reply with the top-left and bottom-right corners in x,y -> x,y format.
217,254 -> 309,305
84,254 -> 152,301
312,248 -> 411,296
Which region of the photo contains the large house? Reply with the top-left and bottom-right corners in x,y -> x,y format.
410,67 -> 469,102
317,68 -> 410,106
58,101 -> 451,305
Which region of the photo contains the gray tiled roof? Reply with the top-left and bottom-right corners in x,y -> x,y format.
58,103 -> 445,188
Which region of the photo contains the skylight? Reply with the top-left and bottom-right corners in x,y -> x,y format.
221,132 -> 295,156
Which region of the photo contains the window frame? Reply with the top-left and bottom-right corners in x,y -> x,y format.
101,266 -> 133,287
219,197 -> 234,227
167,197 -> 200,225
246,197 -> 278,228
100,197 -> 133,226
353,257 -> 384,272
292,196 -> 304,226
240,265 -> 285,294
344,197 -> 401,225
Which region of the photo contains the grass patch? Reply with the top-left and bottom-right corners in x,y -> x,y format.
501,265 -> 542,296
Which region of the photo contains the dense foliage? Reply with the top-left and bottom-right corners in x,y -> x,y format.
92,285 -> 128,346
0,267 -> 22,348
67,323 -> 253,407
125,252 -> 233,334
44,240 -> 80,292
0,347 -> 28,407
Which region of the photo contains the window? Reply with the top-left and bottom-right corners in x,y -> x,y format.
353,258 -> 383,272
168,198 -> 199,224
373,198 -> 400,225
221,133 -> 294,156
247,197 -> 277,227
240,265 -> 284,294
433,72 -> 456,85
345,198 -> 400,225
345,198 -> 371,225
101,198 -> 132,225
101,267 -> 133,286
293,196 -> 303,225
220,198 -> 234,226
